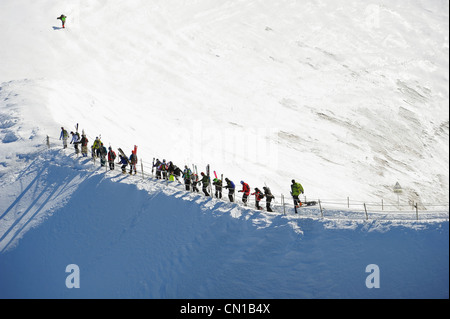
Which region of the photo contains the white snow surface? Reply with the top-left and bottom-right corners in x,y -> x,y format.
0,0 -> 448,299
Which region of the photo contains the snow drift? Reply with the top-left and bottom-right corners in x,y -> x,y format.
0,149 -> 448,298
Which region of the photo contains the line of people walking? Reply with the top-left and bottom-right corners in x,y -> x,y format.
60,127 -> 306,213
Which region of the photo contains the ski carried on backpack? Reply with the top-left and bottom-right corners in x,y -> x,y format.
207,164 -> 212,196
118,148 -> 130,165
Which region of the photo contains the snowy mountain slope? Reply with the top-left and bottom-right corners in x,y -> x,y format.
0,0 -> 449,300
0,0 -> 448,206
0,149 -> 448,298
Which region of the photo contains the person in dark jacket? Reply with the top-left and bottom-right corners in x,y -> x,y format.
99,143 -> 108,167
119,154 -> 128,173
199,172 -> 210,196
129,150 -> 137,175
191,174 -> 199,193
263,186 -> 274,212
224,178 -> 235,202
153,159 -> 162,179
183,166 -> 192,191
213,178 -> 222,199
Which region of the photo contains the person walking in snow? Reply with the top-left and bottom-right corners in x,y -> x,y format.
107,147 -> 116,170
291,179 -> 304,213
263,186 -> 274,212
99,143 -> 107,167
70,131 -> 80,154
159,159 -> 168,180
57,14 -> 66,28
183,165 -> 192,191
59,127 -> 68,149
173,165 -> 183,183
224,178 -> 235,202
238,181 -> 250,205
80,132 -> 88,157
129,150 -> 137,175
251,188 -> 264,210
119,154 -> 128,173
153,159 -> 162,179
191,174 -> 199,193
199,172 -> 210,196
213,178 -> 223,199
92,136 -> 101,158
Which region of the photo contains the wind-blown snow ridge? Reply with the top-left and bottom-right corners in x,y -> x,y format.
0,148 -> 448,299
1,147 -> 447,254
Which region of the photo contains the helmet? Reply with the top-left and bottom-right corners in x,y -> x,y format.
292,179 -> 295,184
240,181 -> 244,184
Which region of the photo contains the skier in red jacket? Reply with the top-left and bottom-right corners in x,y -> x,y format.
251,188 -> 265,210
239,181 -> 250,205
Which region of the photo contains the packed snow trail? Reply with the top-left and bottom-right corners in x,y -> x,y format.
0,149 -> 448,298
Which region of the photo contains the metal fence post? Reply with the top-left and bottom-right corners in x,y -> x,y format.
319,199 -> 323,218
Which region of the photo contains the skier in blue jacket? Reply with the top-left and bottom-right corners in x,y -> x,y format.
119,154 -> 128,174
224,178 -> 235,202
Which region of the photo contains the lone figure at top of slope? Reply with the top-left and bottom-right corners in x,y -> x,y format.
57,14 -> 66,28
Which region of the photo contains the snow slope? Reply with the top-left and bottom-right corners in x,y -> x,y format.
0,149 -> 448,298
0,0 -> 448,205
0,0 -> 449,299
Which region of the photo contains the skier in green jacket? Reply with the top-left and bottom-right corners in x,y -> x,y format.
57,14 -> 66,28
291,179 -> 304,213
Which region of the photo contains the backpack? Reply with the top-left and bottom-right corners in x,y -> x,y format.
130,153 -> 137,164
81,136 -> 88,146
